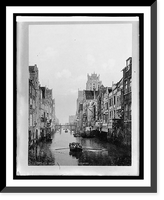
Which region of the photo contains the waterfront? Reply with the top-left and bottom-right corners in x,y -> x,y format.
29,128 -> 131,166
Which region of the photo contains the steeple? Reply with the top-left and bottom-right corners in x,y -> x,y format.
86,73 -> 102,91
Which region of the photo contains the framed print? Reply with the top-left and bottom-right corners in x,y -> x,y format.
16,14 -> 141,177
4,2 -> 157,193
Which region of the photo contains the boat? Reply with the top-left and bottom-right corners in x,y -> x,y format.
81,127 -> 95,138
69,142 -> 82,152
46,134 -> 52,142
73,133 -> 81,137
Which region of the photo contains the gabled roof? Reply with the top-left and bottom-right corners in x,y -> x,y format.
122,57 -> 132,71
115,78 -> 123,89
29,64 -> 38,73
46,88 -> 52,95
29,66 -> 35,72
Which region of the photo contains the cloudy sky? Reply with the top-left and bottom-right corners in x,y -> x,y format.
29,22 -> 132,124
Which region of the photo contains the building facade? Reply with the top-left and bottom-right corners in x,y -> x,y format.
39,86 -> 54,139
76,90 -> 84,131
122,57 -> 132,145
107,79 -> 124,141
29,65 -> 40,145
29,64 -> 57,145
29,79 -> 36,145
75,58 -> 132,145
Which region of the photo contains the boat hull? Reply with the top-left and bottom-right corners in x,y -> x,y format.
70,147 -> 82,152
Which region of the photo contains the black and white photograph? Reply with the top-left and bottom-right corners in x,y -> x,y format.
16,15 -> 140,176
3,2 -> 158,194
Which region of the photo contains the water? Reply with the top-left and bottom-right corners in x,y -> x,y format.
29,129 -> 131,166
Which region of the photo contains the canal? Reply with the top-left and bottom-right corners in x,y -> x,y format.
29,128 -> 131,166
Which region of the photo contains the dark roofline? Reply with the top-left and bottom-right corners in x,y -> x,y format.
116,78 -> 123,85
121,57 -> 132,71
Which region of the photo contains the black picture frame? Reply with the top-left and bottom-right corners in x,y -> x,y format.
3,2 -> 157,193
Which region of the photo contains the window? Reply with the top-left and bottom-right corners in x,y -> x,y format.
129,103 -> 131,120
33,99 -> 35,109
117,96 -> 120,107
30,98 -> 32,105
125,104 -> 128,120
29,85 -> 32,94
29,98 -> 33,109
129,78 -> 132,92
93,83 -> 96,90
29,131 -> 31,141
105,102 -> 108,110
114,96 -> 116,105
124,80 -> 128,94
105,115 -> 108,123
30,114 -> 33,126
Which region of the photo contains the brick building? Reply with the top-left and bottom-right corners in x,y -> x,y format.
29,64 -> 40,145
122,57 -> 132,145
29,64 -> 57,145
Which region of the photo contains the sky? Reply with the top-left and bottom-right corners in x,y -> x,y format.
29,22 -> 132,124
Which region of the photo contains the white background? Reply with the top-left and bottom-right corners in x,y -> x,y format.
6,7 -> 151,187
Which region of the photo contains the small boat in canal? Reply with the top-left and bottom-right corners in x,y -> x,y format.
69,142 -> 82,152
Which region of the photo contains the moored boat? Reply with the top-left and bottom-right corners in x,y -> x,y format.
73,133 -> 81,137
82,126 -> 95,138
81,131 -> 87,138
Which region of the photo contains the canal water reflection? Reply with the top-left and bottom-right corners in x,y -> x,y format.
29,128 -> 131,166
50,130 -> 131,166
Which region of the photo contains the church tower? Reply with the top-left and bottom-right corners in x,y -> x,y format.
86,72 -> 102,91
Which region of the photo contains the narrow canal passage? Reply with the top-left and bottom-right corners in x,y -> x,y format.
29,129 -> 131,166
